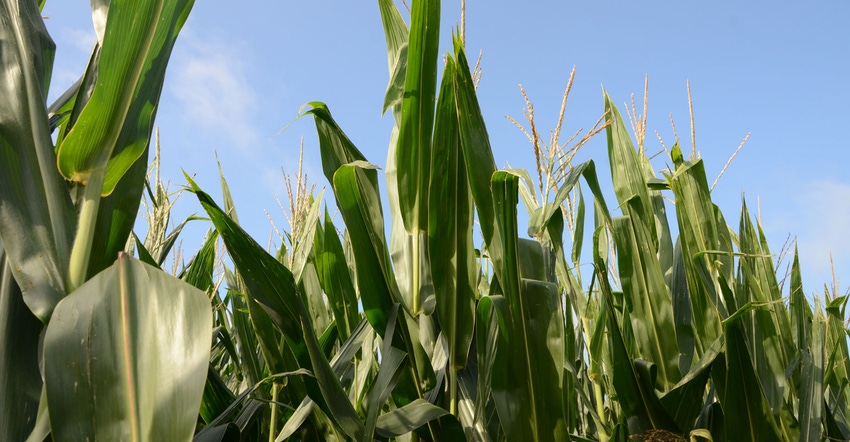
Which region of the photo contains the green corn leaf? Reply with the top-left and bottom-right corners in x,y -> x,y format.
376,398 -> 450,438
302,102 -> 367,188
527,160 -> 612,238
0,244 -> 43,440
85,146 -> 150,277
736,200 -> 793,414
377,0 -> 409,114
185,177 -> 339,430
226,284 -> 263,389
276,397 -> 315,441
429,55 -> 476,370
332,164 -> 398,336
491,170 -> 569,441
43,253 -> 211,441
300,252 -> 332,337
659,336 -> 722,434
823,295 -> 850,436
0,0 -> 75,321
363,305 -> 407,441
671,238 -> 697,374
572,186 -> 586,267
453,38 -> 500,268
789,246 -> 811,352
612,196 -> 681,389
198,364 -> 237,426
798,304 -> 825,442
290,189 -> 324,282
314,209 -> 360,341
48,76 -> 85,142
309,100 -> 435,409
667,157 -> 724,356
711,317 -> 784,441
194,423 -> 240,442
181,229 -> 218,293
379,0 -> 430,318
594,233 -> 680,435
475,295 -> 506,427
57,0 -> 195,195
299,295 -> 365,441
396,0 -> 439,233
603,92 -> 655,235
603,91 -> 674,286
187,175 -> 302,340
133,234 -> 159,267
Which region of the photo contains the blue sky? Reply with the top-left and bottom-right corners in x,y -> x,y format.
44,1 -> 850,293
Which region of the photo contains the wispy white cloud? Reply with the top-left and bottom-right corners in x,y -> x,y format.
48,27 -> 97,97
169,32 -> 259,150
61,26 -> 96,53
786,179 -> 850,292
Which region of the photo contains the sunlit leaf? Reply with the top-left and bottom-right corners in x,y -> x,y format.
44,254 -> 211,441
57,0 -> 195,195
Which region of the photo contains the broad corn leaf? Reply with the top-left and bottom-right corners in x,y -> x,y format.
613,196 -> 681,389
798,301 -> 825,442
736,200 -> 793,414
429,56 -> 476,370
491,170 -> 569,441
377,0 -> 408,114
0,245 -> 43,440
603,92 -> 656,239
43,254 -> 211,441
396,0 -> 439,233
667,155 -> 724,356
453,38 -> 500,268
187,176 -> 302,341
298,299 -> 365,440
57,0 -> 195,195
85,143 -> 149,277
594,238 -> 679,435
375,398 -> 449,438
712,318 -> 784,441
333,164 -> 398,336
0,0 -> 74,320
314,209 -> 360,341
302,102 -> 367,184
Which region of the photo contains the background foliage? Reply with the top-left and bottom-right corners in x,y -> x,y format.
1,1 -> 847,441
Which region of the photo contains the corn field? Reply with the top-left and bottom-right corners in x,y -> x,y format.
1,1 -> 848,441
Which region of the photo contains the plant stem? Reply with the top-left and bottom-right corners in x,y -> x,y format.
67,167 -> 106,293
449,365 -> 458,415
593,381 -> 609,442
269,383 -> 280,442
412,232 -> 421,315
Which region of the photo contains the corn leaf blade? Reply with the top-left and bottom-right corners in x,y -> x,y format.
712,318 -> 784,441
612,197 -> 681,388
0,244 -> 43,440
429,56 -> 476,370
491,170 -> 569,441
0,0 -> 74,321
396,0 -> 439,232
57,0 -> 195,194
314,209 -> 360,341
43,254 -> 212,441
332,164 -> 398,336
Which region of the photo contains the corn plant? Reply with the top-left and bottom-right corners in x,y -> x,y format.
185,1 -> 849,441
0,1 -> 212,440
4,1 -> 848,441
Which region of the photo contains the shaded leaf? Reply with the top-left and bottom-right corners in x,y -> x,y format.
376,398 -> 449,438
0,0 -> 74,321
